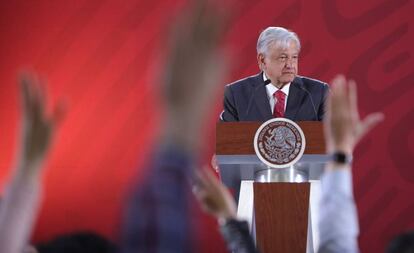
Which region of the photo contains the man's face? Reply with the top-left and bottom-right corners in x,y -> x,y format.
257,41 -> 299,88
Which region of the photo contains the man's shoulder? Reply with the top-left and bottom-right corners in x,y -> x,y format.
226,73 -> 262,89
295,75 -> 328,87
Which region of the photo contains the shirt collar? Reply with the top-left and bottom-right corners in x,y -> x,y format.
263,72 -> 291,98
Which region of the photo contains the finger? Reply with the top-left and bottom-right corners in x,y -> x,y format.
348,80 -> 360,121
324,91 -> 332,120
19,74 -> 32,113
193,169 -> 208,189
203,166 -> 221,188
27,74 -> 43,119
331,74 -> 346,90
23,73 -> 41,120
211,155 -> 219,172
323,93 -> 333,148
194,167 -> 214,191
359,112 -> 385,138
195,167 -> 219,194
192,184 -> 206,198
330,75 -> 346,110
188,0 -> 225,52
37,79 -> 47,114
51,99 -> 68,128
192,0 -> 207,31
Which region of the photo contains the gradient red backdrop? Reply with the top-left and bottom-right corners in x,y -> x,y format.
0,0 -> 413,252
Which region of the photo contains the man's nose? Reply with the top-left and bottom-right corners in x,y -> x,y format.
285,57 -> 295,67
285,60 -> 293,68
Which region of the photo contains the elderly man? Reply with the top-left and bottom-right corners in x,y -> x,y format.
220,27 -> 329,122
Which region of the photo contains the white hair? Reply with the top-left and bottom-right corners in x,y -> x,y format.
256,27 -> 301,55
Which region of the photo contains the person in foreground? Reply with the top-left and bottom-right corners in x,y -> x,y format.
220,26 -> 329,122
0,73 -> 64,253
120,1 -> 226,252
386,231 -> 414,253
35,231 -> 117,253
318,75 -> 384,253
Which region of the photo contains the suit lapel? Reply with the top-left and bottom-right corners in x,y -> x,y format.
252,73 -> 273,121
285,77 -> 306,120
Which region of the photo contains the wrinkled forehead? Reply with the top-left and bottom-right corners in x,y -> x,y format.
270,40 -> 300,52
266,40 -> 300,56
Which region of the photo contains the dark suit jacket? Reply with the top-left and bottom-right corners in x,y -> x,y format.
220,73 -> 329,122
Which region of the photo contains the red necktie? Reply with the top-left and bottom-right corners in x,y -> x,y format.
273,90 -> 286,118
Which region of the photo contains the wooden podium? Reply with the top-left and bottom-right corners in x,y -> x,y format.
216,122 -> 328,253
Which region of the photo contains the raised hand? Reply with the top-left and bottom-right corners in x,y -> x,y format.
161,0 -> 228,150
324,75 -> 384,155
17,72 -> 64,174
193,167 -> 236,221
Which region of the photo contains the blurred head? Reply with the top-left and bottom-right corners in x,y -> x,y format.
23,245 -> 38,253
35,231 -> 117,253
257,27 -> 301,88
386,231 -> 414,253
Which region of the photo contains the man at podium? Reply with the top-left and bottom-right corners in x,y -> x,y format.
220,27 -> 329,122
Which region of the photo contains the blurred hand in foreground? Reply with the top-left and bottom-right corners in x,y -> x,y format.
324,75 -> 384,156
17,72 -> 65,175
0,72 -> 65,253
193,167 -> 236,221
161,0 -> 228,150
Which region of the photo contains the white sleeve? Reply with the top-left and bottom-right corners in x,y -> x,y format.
318,169 -> 359,253
0,172 -> 42,253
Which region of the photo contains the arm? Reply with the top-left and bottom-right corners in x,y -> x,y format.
193,168 -> 259,253
0,167 -> 42,253
121,1 -> 227,252
318,75 -> 384,253
0,74 -> 62,253
220,219 -> 258,253
318,165 -> 358,253
220,85 -> 239,122
317,82 -> 329,121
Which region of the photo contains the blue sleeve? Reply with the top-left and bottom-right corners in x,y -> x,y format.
121,144 -> 195,253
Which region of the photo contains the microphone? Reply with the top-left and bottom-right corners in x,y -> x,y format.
298,85 -> 318,120
245,79 -> 271,115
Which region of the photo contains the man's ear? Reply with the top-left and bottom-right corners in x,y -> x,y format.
257,53 -> 265,70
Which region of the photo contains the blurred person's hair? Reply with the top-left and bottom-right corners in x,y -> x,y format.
35,231 -> 117,253
386,231 -> 414,253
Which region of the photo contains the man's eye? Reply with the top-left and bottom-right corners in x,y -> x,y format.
279,56 -> 287,60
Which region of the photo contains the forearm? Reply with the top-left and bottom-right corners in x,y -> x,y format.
221,86 -> 239,122
0,169 -> 42,253
220,219 -> 259,253
318,166 -> 359,253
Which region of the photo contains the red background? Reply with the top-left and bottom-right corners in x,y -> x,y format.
0,0 -> 413,252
